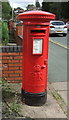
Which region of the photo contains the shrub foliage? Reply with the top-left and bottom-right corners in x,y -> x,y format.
2,21 -> 9,45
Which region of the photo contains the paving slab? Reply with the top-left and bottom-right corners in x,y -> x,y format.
58,91 -> 67,105
50,82 -> 67,105
6,83 -> 67,118
51,82 -> 67,91
20,91 -> 67,118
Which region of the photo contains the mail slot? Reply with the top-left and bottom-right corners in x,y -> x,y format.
18,11 -> 55,106
31,30 -> 45,33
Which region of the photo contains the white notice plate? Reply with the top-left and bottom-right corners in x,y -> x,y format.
33,39 -> 43,54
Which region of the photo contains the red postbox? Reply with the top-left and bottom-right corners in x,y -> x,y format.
18,11 -> 55,106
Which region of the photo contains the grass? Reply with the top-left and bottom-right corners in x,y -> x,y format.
2,79 -> 22,118
52,91 -> 67,115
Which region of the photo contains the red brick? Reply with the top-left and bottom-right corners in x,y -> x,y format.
19,60 -> 22,62
0,71 -> 2,74
19,53 -> 22,55
14,77 -> 22,80
9,67 -> 19,70
0,57 -> 2,60
0,53 -> 2,56
9,74 -> 19,77
0,68 -> 2,71
7,77 -> 22,81
2,56 -> 14,60
14,55 -> 22,60
8,60 -> 20,63
3,71 -> 14,74
2,53 -> 8,55
0,64 -> 2,67
8,63 -> 22,67
0,60 -> 2,63
20,74 -> 22,77
20,56 -> 22,59
1,51 -> 23,83
3,67 -> 8,70
2,56 -> 10,60
8,64 -> 14,66
0,74 -> 2,77
3,74 -> 8,77
2,60 -> 8,63
15,70 -> 22,74
8,53 -> 20,55
7,77 -> 15,81
14,63 -> 22,66
13,56 -> 21,59
8,56 -> 13,60
19,67 -> 22,70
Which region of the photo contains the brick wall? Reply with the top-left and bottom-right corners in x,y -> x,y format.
0,46 -> 22,83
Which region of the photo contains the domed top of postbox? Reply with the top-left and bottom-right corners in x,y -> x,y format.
18,10 -> 55,22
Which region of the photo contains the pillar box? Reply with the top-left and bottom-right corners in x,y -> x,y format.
18,11 -> 55,106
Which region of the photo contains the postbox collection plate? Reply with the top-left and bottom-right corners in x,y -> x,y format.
33,38 -> 43,55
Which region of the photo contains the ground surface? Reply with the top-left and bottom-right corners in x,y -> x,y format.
2,83 -> 67,119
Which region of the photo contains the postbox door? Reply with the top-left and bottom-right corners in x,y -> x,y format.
23,25 -> 49,93
32,36 -> 48,89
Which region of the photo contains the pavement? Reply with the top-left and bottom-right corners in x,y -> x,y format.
5,81 -> 67,119
50,82 -> 67,105
20,82 -> 68,118
48,82 -> 67,118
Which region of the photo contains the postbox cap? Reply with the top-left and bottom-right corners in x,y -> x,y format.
18,10 -> 55,22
